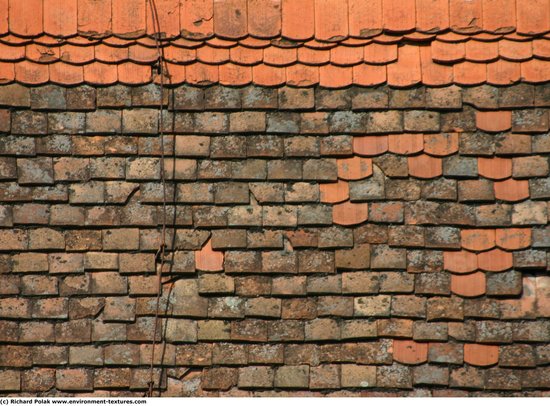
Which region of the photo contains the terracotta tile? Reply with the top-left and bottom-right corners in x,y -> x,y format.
521,59 -> 550,83
465,40 -> 498,62
352,64 -> 386,86
78,0 -> 111,35
408,154 -> 442,178
112,0 -> 146,37
363,43 -> 398,64
319,65 -> 352,88
196,239 -> 224,271
164,47 -> 196,63
0,42 -> 25,61
0,0 -> 7,35
393,340 -> 428,365
320,180 -> 349,204
197,46 -> 230,64
431,40 -> 465,63
387,45 -> 421,87
533,39 -> 550,59
416,0 -> 449,33
230,46 -> 263,65
464,344 -> 498,366
478,157 -> 512,180
477,248 -> 513,272
0,62 -> 15,83
95,44 -> 129,63
353,136 -> 388,156
424,133 -> 459,157
219,64 -> 252,86
486,60 -> 521,86
248,0 -> 281,38
453,61 -> 486,85
535,277 -> 550,318
482,0 -> 516,33
461,229 -> 496,252
419,46 -> 453,86
500,276 -> 536,319
146,0 -> 181,37
388,133 -> 424,155
118,62 -> 152,84
286,65 -> 319,87
60,44 -> 95,64
128,44 -> 159,64
331,46 -> 364,66
263,47 -> 297,66
475,111 -> 512,133
213,0 -> 247,38
517,0 -> 550,35
315,0 -> 349,41
14,60 -> 49,85
494,179 -> 529,202
495,228 -> 531,250
281,0 -> 314,40
84,62 -> 118,85
297,47 -> 330,65
43,0 -> 77,37
26,44 -> 60,63
49,63 -> 84,85
180,0 -> 214,38
163,63 -> 185,84
333,201 -> 369,226
186,62 -> 219,85
451,272 -> 486,297
337,157 -> 373,180
348,0 -> 383,37
499,40 -> 532,61
382,0 -> 415,32
443,250 -> 478,274
252,64 -> 286,86
9,0 -> 43,36
449,0 -> 483,33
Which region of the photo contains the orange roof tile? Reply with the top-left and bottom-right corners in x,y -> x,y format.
388,133 -> 424,155
320,180 -> 350,204
478,157 -> 512,180
195,239 -> 224,271
354,136 -> 389,157
443,250 -> 478,274
393,340 -> 428,365
408,154 -> 442,179
464,344 -> 499,366
477,248 -> 513,272
495,228 -> 531,250
476,111 -> 512,133
337,157 -> 373,181
332,201 -> 369,226
461,229 -> 496,252
494,179 -> 530,202
423,133 -> 459,157
451,272 -> 486,297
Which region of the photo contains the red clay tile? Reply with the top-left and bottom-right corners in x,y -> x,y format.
263,46 -> 297,66
331,46 -> 364,66
26,44 -> 60,63
431,40 -> 465,63
416,0 -> 449,33
112,0 -> 146,37
521,59 -> 550,83
464,344 -> 498,366
286,65 -> 319,87
501,276 -> 536,319
332,201 -> 369,226
382,0 -> 415,33
352,64 -> 386,86
214,0 -> 247,39
180,0 -> 214,38
424,133 -> 459,157
363,43 -> 398,64
164,62 -> 185,84
0,62 -> 15,83
482,0 -> 516,33
95,44 -> 129,63
164,47 -> 196,63
118,62 -> 151,84
128,44 -> 158,64
319,65 -> 352,88
476,111 -> 512,133
14,60 -> 48,85
196,239 -> 224,271
419,46 -> 453,86
517,0 -> 550,35
337,157 -> 373,180
535,277 -> 550,317
533,39 -> 550,59
387,45 -> 421,87
461,229 -> 496,252
281,0 -> 314,40
197,46 -> 230,64
443,250 -> 478,274
44,0 -> 77,37
477,248 -> 513,272
248,0 -> 282,38
297,47 -> 330,65
60,44 -> 95,64
83,62 -> 118,85
388,133 -> 424,155
252,64 -> 286,86
449,0 -> 483,33
0,0 -> 7,35
9,0 -> 43,36
393,340 -> 428,365
453,61 -> 486,85
230,46 -> 262,65
320,180 -> 349,204
478,157 -> 512,180
465,40 -> 498,62
186,62 -> 219,85
315,0 -> 349,41
146,0 -> 181,38
78,0 -> 112,35
408,154 -> 442,178
219,63 -> 253,86
0,43 -> 25,61
348,0 -> 383,37
494,179 -> 530,202
451,272 -> 486,297
499,39 -> 533,61
495,228 -> 532,250
486,60 -> 521,86
353,136 -> 389,156
49,63 -> 84,85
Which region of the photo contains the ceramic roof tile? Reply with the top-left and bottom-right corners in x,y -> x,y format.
477,248 -> 513,272
494,179 -> 530,202
495,228 -> 531,250
453,61 -> 486,85
451,272 -> 486,297
416,0 -> 449,33
77,0 -> 112,36
461,229 -> 496,252
195,239 -> 224,271
332,201 -> 369,226
230,46 -> 263,65
320,180 -> 349,204
163,47 -> 196,63
14,60 -> 49,85
516,0 -> 550,35
449,0 -> 483,34
486,59 -> 520,85
9,0 -> 43,37
387,45 -> 421,87
281,0 -> 314,40
419,45 -> 454,86
348,0 -> 383,37
25,44 -> 59,64
482,0 -> 516,34
388,133 -> 424,155
95,44 -> 129,63
353,136 -> 389,156
214,0 -> 248,39
0,0 -> 7,35
146,0 -> 181,38
521,59 -> 550,83
476,111 -> 512,133
363,43 -> 398,64
297,47 -> 330,65
49,62 -> 84,85
431,41 -> 465,63
424,133 -> 459,156
112,0 -> 147,38
248,0 -> 282,39
464,344 -> 499,366
117,62 -> 151,84
319,65 -> 352,88
444,250 -> 478,274
533,39 -> 550,59
408,154 -> 442,178
393,340 -> 428,365
196,46 -> 230,64
331,46 -> 364,66
315,0 -> 349,42
383,0 -> 416,33
0,62 -> 15,83
219,63 -> 253,86
352,63 -> 386,86
186,62 -> 219,85
44,0 -> 77,37
129,44 -> 159,64
465,40 -> 498,62
60,44 -> 95,64
0,43 -> 25,61
478,157 -> 512,180
499,40 -> 532,62
252,64 -> 285,86
263,46 -> 297,66
83,62 -> 118,85
286,64 -> 319,87
180,0 -> 214,39
337,157 -> 373,180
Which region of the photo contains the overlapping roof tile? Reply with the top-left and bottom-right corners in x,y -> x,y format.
0,0 -> 549,86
